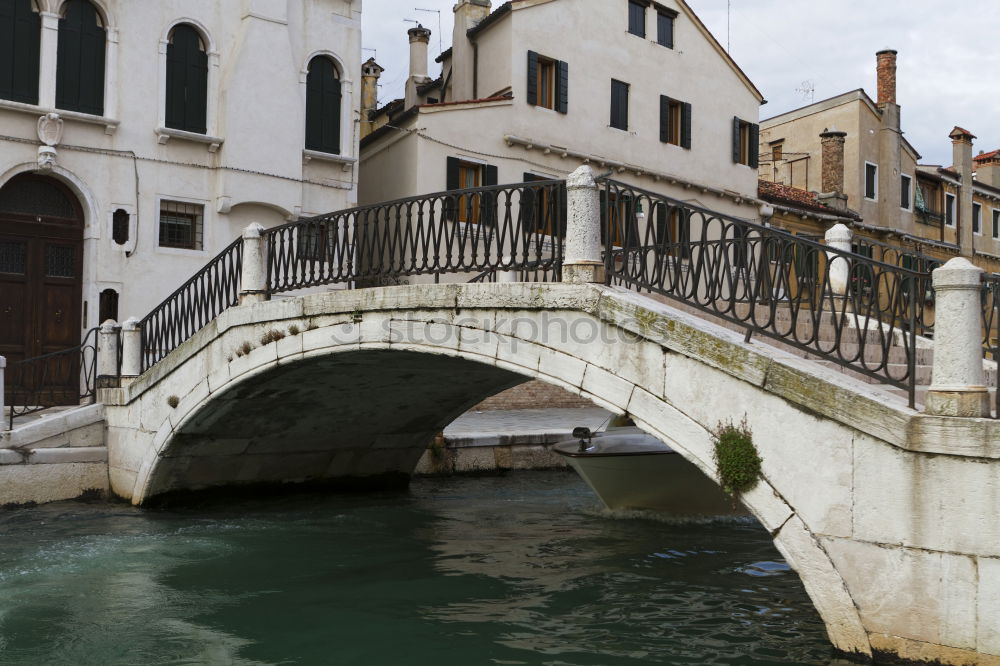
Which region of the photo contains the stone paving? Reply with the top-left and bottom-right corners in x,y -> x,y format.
443,407 -> 613,447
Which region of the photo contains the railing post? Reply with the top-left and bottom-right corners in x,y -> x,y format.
239,222 -> 267,304
1,355 -> 6,430
925,258 -> 990,417
120,317 -> 143,379
824,223 -> 852,296
97,319 -> 119,378
562,165 -> 605,284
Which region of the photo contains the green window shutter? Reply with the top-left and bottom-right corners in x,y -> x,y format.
0,0 -> 41,104
484,164 -> 498,187
446,157 -> 460,190
481,164 -> 499,225
748,123 -> 760,168
681,102 -> 692,149
659,96 -> 669,143
166,25 -> 207,134
526,50 -> 538,105
555,60 -> 568,113
305,57 -> 342,153
56,0 -> 105,116
732,116 -> 742,163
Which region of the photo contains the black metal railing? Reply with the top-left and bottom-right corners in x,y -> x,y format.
851,236 -> 939,336
265,180 -> 565,294
139,238 -> 243,371
982,274 -> 1000,417
600,179 -> 923,407
5,327 -> 99,430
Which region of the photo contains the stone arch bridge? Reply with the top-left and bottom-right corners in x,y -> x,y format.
100,281 -> 1000,665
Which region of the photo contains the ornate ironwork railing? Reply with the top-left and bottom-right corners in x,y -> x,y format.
851,236 -> 939,336
6,327 -> 99,429
600,179 -> 923,407
265,180 -> 565,294
981,274 -> 1000,417
139,238 -> 243,371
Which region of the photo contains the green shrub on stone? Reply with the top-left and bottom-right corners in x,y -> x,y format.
712,417 -> 761,496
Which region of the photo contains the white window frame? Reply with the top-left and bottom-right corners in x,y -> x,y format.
863,162 -> 878,200
900,173 -> 912,211
156,18 -> 223,150
155,194 -> 209,255
993,208 -> 1000,240
973,202 -> 983,236
945,193 -> 956,228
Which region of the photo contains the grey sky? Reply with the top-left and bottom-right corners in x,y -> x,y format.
362,1 -> 999,167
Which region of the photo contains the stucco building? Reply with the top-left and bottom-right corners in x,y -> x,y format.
0,0 -> 362,379
758,50 -> 1000,272
359,0 -> 765,222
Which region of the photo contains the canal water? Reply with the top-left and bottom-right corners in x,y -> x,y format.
0,471 -> 845,665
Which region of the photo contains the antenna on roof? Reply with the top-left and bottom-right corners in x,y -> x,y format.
415,7 -> 443,55
362,46 -> 377,60
795,80 -> 815,103
727,0 -> 731,53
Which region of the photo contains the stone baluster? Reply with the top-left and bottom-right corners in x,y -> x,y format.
97,320 -> 119,378
120,317 -> 143,378
240,222 -> 267,305
824,223 -> 853,297
562,165 -> 605,284
926,257 -> 990,417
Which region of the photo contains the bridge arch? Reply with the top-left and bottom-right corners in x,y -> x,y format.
104,282 -> 895,656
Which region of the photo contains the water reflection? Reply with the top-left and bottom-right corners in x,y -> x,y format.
0,472 -> 844,665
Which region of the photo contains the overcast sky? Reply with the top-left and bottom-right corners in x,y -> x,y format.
362,1 -> 999,167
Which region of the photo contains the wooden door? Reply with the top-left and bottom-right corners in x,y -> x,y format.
0,174 -> 84,406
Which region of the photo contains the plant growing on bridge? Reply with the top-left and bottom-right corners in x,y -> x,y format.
235,341 -> 254,357
712,417 -> 761,497
260,329 -> 286,345
166,395 -> 179,409
288,324 -> 301,336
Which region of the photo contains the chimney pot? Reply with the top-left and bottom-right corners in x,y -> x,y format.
820,128 -> 847,198
876,49 -> 897,107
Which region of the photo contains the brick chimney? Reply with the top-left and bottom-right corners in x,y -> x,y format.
405,24 -> 432,109
451,0 -> 491,101
975,151 -> 1000,188
876,49 -> 897,108
817,128 -> 848,211
360,57 -> 384,139
950,126 -> 976,253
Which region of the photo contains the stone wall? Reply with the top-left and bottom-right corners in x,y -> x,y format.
472,380 -> 594,411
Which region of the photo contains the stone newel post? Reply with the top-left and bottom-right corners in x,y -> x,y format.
0,355 -> 6,426
240,222 -> 267,304
824,223 -> 853,296
97,320 -> 119,377
562,165 -> 605,284
926,257 -> 990,417
120,317 -> 143,378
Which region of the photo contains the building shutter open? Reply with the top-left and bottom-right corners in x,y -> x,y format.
445,157 -> 460,220
481,164 -> 499,225
659,96 -> 669,143
732,117 -> 742,163
748,123 -> 760,168
681,102 -> 692,149
526,51 -> 538,106
556,60 -> 568,113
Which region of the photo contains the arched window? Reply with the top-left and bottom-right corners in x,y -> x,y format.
165,24 -> 208,134
0,0 -> 41,104
56,0 -> 106,115
305,56 -> 341,155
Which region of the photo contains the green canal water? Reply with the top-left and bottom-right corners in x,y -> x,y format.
0,471 -> 846,665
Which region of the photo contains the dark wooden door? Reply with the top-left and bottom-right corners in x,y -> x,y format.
0,174 -> 84,406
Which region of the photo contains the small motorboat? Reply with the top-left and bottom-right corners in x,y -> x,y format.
553,425 -> 744,516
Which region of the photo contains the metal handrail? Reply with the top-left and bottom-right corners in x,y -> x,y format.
599,178 -> 923,408
6,327 -> 99,429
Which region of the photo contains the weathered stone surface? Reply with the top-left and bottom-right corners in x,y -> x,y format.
978,557 -> 1000,656
28,447 -> 107,464
0,449 -> 24,465
0,463 -> 107,506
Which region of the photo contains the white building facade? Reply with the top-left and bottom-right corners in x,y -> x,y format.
0,0 -> 362,371
360,0 -> 764,220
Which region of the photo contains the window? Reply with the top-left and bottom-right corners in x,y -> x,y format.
993,209 -> 1000,240
98,288 -> 118,324
864,162 -> 878,200
112,208 -> 129,245
659,96 -> 691,148
446,156 -> 497,224
523,173 -> 563,237
656,9 -> 676,48
732,117 -> 759,167
772,143 -> 783,161
305,56 -> 342,154
610,79 -> 629,130
56,0 -> 106,116
298,221 -> 338,261
0,0 -> 41,104
654,202 -> 690,259
526,51 -> 568,113
158,200 -> 204,250
165,24 -> 208,134
945,193 -> 956,227
628,0 -> 645,37
973,202 -> 982,235
900,174 -> 912,210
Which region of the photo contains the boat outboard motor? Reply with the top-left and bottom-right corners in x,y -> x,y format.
572,427 -> 592,452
